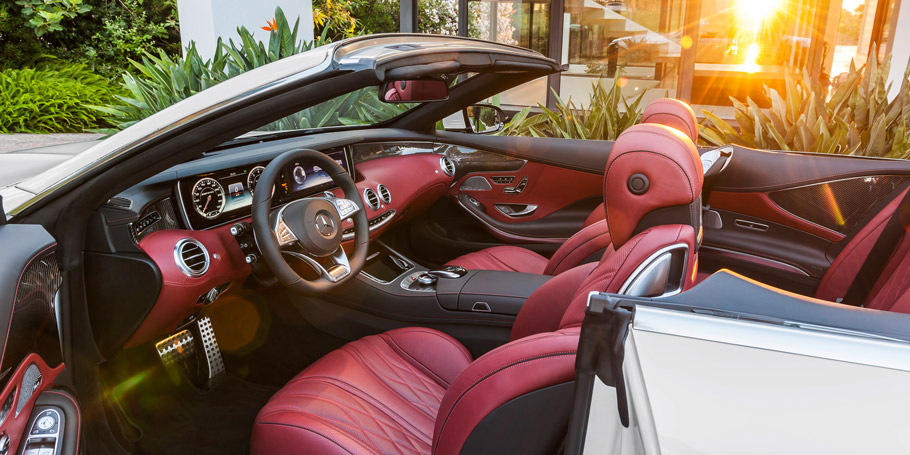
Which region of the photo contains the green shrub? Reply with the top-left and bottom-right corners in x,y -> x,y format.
700,45 -> 910,159
502,79 -> 647,140
0,64 -> 119,133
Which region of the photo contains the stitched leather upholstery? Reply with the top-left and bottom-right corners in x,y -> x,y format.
252,125 -> 703,455
252,328 -> 472,455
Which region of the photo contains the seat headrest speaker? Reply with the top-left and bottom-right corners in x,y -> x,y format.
604,123 -> 704,249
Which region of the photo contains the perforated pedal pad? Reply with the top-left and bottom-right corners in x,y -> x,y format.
195,317 -> 225,387
155,330 -> 195,367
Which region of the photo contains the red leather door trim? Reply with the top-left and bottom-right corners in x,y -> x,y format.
449,162 -> 602,225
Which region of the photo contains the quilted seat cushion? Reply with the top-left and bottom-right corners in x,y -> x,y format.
252,328 -> 473,455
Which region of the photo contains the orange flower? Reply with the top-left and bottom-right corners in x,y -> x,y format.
261,17 -> 277,32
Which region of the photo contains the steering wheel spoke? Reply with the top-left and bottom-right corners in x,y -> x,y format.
283,247 -> 352,283
274,216 -> 299,247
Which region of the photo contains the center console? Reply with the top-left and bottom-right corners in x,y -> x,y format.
356,242 -> 551,316
290,241 -> 553,355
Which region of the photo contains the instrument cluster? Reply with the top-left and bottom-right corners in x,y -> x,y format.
177,148 -> 351,229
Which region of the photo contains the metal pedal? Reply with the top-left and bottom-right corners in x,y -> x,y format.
154,317 -> 225,389
155,330 -> 196,367
194,317 -> 225,388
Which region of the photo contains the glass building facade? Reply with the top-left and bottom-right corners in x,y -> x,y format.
399,0 -> 905,117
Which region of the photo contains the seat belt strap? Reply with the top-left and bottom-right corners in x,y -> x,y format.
842,186 -> 910,306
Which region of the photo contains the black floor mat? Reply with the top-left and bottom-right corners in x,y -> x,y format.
101,285 -> 346,454
107,358 -> 276,455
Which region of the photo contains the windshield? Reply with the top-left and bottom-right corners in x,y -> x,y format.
254,86 -> 416,132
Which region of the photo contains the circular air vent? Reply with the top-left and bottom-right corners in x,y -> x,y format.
174,239 -> 209,277
440,156 -> 456,177
363,188 -> 381,210
377,184 -> 392,204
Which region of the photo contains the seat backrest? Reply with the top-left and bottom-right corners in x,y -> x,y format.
582,97 -> 699,228
432,124 -> 703,455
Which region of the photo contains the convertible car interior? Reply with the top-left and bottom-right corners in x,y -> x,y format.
3,35 -> 910,455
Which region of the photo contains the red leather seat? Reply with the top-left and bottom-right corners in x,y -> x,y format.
446,98 -> 700,275
251,124 -> 704,455
814,187 -> 910,313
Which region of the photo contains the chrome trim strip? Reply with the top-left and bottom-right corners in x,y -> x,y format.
363,188 -> 380,210
494,204 -> 538,217
342,209 -> 396,241
376,183 -> 391,204
440,156 -> 455,176
632,305 -> 910,371
618,243 -> 689,297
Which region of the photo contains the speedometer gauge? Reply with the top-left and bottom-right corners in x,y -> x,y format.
248,166 -> 265,196
191,177 -> 226,219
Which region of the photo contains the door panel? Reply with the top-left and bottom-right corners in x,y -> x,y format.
408,139 -> 607,264
702,145 -> 910,293
575,276 -> 910,455
624,307 -> 910,455
448,160 -> 603,239
0,224 -> 75,455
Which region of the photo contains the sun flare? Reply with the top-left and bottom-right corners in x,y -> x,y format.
735,0 -> 784,37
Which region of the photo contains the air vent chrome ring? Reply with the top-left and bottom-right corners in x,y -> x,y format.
174,238 -> 210,277
440,156 -> 456,176
363,188 -> 381,210
376,184 -> 392,204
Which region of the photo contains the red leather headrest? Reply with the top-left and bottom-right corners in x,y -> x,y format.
641,98 -> 698,143
604,124 -> 703,249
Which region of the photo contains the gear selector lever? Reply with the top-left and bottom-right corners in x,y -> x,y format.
414,266 -> 467,287
427,266 -> 468,279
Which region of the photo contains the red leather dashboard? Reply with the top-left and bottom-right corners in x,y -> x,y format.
127,225 -> 251,348
130,154 -> 451,347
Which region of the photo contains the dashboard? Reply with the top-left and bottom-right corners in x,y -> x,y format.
89,138 -> 492,350
176,148 -> 351,230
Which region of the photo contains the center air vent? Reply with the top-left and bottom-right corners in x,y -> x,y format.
377,184 -> 392,204
440,156 -> 456,176
363,188 -> 381,210
174,239 -> 209,277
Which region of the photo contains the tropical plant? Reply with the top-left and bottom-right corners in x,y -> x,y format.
0,64 -> 119,133
700,46 -> 910,159
94,7 -> 408,133
502,79 -> 647,140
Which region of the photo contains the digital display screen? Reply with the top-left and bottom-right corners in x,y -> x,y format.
179,148 -> 351,229
284,149 -> 347,196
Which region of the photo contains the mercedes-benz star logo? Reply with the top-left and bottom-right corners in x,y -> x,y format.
315,213 -> 335,237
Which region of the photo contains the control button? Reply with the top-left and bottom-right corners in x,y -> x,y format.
229,222 -> 250,237
245,254 -> 258,265
31,410 -> 58,435
416,273 -> 437,286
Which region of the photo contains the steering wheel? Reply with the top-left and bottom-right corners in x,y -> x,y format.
251,149 -> 369,294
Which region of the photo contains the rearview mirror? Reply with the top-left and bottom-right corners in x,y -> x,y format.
464,104 -> 505,134
379,79 -> 449,103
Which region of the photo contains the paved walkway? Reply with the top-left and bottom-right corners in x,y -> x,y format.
0,133 -> 103,153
